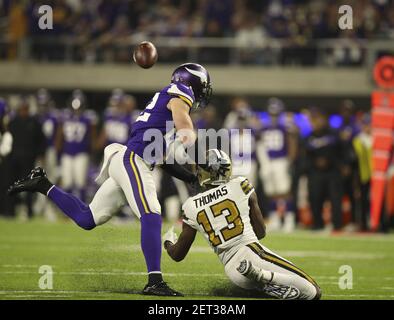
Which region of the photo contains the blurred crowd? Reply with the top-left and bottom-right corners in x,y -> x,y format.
1,0 -> 394,64
1,89 -> 392,232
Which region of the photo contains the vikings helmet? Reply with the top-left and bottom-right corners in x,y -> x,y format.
36,88 -> 51,107
70,89 -> 86,111
267,97 -> 284,116
197,149 -> 232,188
171,63 -> 212,109
109,88 -> 124,107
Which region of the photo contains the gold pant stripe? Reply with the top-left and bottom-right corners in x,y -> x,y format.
241,180 -> 250,188
130,152 -> 150,214
252,242 -> 317,285
242,185 -> 253,194
247,243 -> 317,286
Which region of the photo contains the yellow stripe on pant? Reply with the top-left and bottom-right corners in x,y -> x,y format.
129,151 -> 150,214
248,242 -> 318,286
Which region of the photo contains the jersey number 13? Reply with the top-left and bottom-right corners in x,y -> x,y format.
197,199 -> 244,247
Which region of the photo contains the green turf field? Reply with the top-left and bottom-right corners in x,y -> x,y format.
0,218 -> 393,300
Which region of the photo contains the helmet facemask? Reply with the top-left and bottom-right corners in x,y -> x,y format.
193,81 -> 212,111
197,149 -> 232,189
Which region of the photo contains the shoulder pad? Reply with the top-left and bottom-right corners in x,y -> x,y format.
167,83 -> 195,107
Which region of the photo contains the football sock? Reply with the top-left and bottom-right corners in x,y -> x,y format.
285,199 -> 295,213
47,186 -> 96,230
148,272 -> 163,285
140,213 -> 162,284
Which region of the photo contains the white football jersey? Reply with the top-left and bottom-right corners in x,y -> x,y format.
182,176 -> 258,265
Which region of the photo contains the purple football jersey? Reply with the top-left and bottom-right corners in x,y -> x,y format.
103,107 -> 135,145
41,110 -> 59,147
0,99 -> 6,120
261,123 -> 288,159
127,83 -> 195,163
339,121 -> 360,142
61,109 -> 97,155
230,128 -> 257,161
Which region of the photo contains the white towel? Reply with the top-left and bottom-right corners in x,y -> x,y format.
95,143 -> 126,185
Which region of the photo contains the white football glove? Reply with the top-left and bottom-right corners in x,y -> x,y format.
163,226 -> 178,246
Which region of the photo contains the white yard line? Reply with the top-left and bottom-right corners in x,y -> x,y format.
324,294 -> 394,298
1,246 -> 387,259
0,270 -> 227,278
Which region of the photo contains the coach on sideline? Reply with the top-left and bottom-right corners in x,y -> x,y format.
5,97 -> 46,218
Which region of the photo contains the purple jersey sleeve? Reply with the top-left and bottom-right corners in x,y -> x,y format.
166,83 -> 195,108
127,83 -> 194,163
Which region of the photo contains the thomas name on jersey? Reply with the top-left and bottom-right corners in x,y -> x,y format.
193,185 -> 229,208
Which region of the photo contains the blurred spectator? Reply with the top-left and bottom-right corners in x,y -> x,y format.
223,97 -> 252,129
0,98 -> 12,216
6,0 -> 27,59
36,89 -> 59,182
6,97 -> 46,218
338,99 -> 360,228
2,0 -> 392,65
234,12 -> 269,64
194,105 -> 222,131
352,113 -> 372,231
302,108 -> 343,231
230,108 -> 259,187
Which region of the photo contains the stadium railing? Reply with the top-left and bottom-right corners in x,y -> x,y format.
1,36 -> 394,69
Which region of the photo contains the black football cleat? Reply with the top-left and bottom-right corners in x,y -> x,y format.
8,167 -> 50,196
142,281 -> 183,297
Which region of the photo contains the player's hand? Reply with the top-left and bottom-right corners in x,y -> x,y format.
163,226 -> 178,248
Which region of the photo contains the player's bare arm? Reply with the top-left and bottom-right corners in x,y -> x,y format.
167,97 -> 196,146
249,191 -> 266,240
164,222 -> 197,262
159,97 -> 199,183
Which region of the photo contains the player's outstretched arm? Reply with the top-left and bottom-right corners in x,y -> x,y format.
249,192 -> 266,239
168,97 -> 196,146
164,222 -> 197,262
167,98 -> 210,171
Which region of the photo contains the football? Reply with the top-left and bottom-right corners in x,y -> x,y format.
133,41 -> 158,69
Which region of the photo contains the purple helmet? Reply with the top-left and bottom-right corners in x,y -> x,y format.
37,88 -> 51,105
171,63 -> 212,109
267,97 -> 284,116
70,89 -> 87,111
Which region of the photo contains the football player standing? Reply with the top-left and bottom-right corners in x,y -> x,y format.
56,90 -> 98,203
8,63 -> 213,297
257,98 -> 297,232
97,89 -> 138,149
